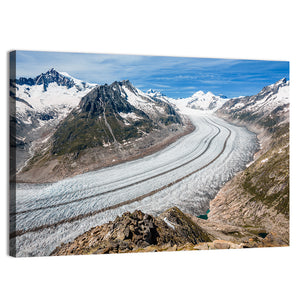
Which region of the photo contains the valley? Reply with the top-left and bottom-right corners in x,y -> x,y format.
13,73 -> 192,183
11,111 -> 257,256
10,67 -> 289,257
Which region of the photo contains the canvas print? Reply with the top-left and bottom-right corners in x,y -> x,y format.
9,51 -> 289,257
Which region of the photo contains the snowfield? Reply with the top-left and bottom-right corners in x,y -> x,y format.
168,90 -> 228,112
11,108 -> 258,256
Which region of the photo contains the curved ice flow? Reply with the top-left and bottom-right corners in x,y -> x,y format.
15,116 -> 216,207
14,118 -> 224,228
12,111 -> 258,256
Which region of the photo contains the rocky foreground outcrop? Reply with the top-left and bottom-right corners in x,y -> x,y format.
51,207 -> 287,256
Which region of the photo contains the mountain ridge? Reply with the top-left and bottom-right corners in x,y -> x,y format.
51,79 -> 183,155
14,68 -> 96,91
10,69 -> 97,171
207,78 -> 290,244
16,76 -> 193,183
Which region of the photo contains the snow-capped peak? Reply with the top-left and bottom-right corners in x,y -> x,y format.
167,90 -> 228,114
16,68 -> 97,92
13,69 -> 97,113
190,90 -> 205,97
258,77 -> 288,95
184,90 -> 228,112
219,78 -> 289,117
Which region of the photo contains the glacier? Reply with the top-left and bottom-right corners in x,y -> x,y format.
11,108 -> 258,257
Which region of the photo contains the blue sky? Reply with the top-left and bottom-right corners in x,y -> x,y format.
15,50 -> 289,98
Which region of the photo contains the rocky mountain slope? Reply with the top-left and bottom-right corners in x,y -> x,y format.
51,206 -> 286,256
16,79 -> 192,183
52,80 -> 182,155
209,78 -> 289,244
218,78 -> 289,129
10,68 -> 96,171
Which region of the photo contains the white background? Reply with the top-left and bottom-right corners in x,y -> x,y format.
1,1 -> 299,299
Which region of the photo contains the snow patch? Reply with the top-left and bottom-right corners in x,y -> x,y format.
163,217 -> 175,230
119,112 -> 142,121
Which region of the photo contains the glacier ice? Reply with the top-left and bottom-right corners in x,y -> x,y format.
12,111 -> 258,256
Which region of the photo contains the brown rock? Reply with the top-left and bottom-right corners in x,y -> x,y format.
193,243 -> 209,250
51,207 -> 213,256
212,240 -> 231,249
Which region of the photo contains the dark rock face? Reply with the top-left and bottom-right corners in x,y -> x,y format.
38,113 -> 54,121
51,207 -> 212,256
51,80 -> 182,156
79,81 -> 143,117
15,77 -> 35,86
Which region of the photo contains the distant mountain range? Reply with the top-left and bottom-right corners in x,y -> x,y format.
11,69 -> 192,182
171,90 -> 228,112
11,68 -> 289,184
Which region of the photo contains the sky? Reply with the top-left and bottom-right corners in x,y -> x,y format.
15,50 -> 289,99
